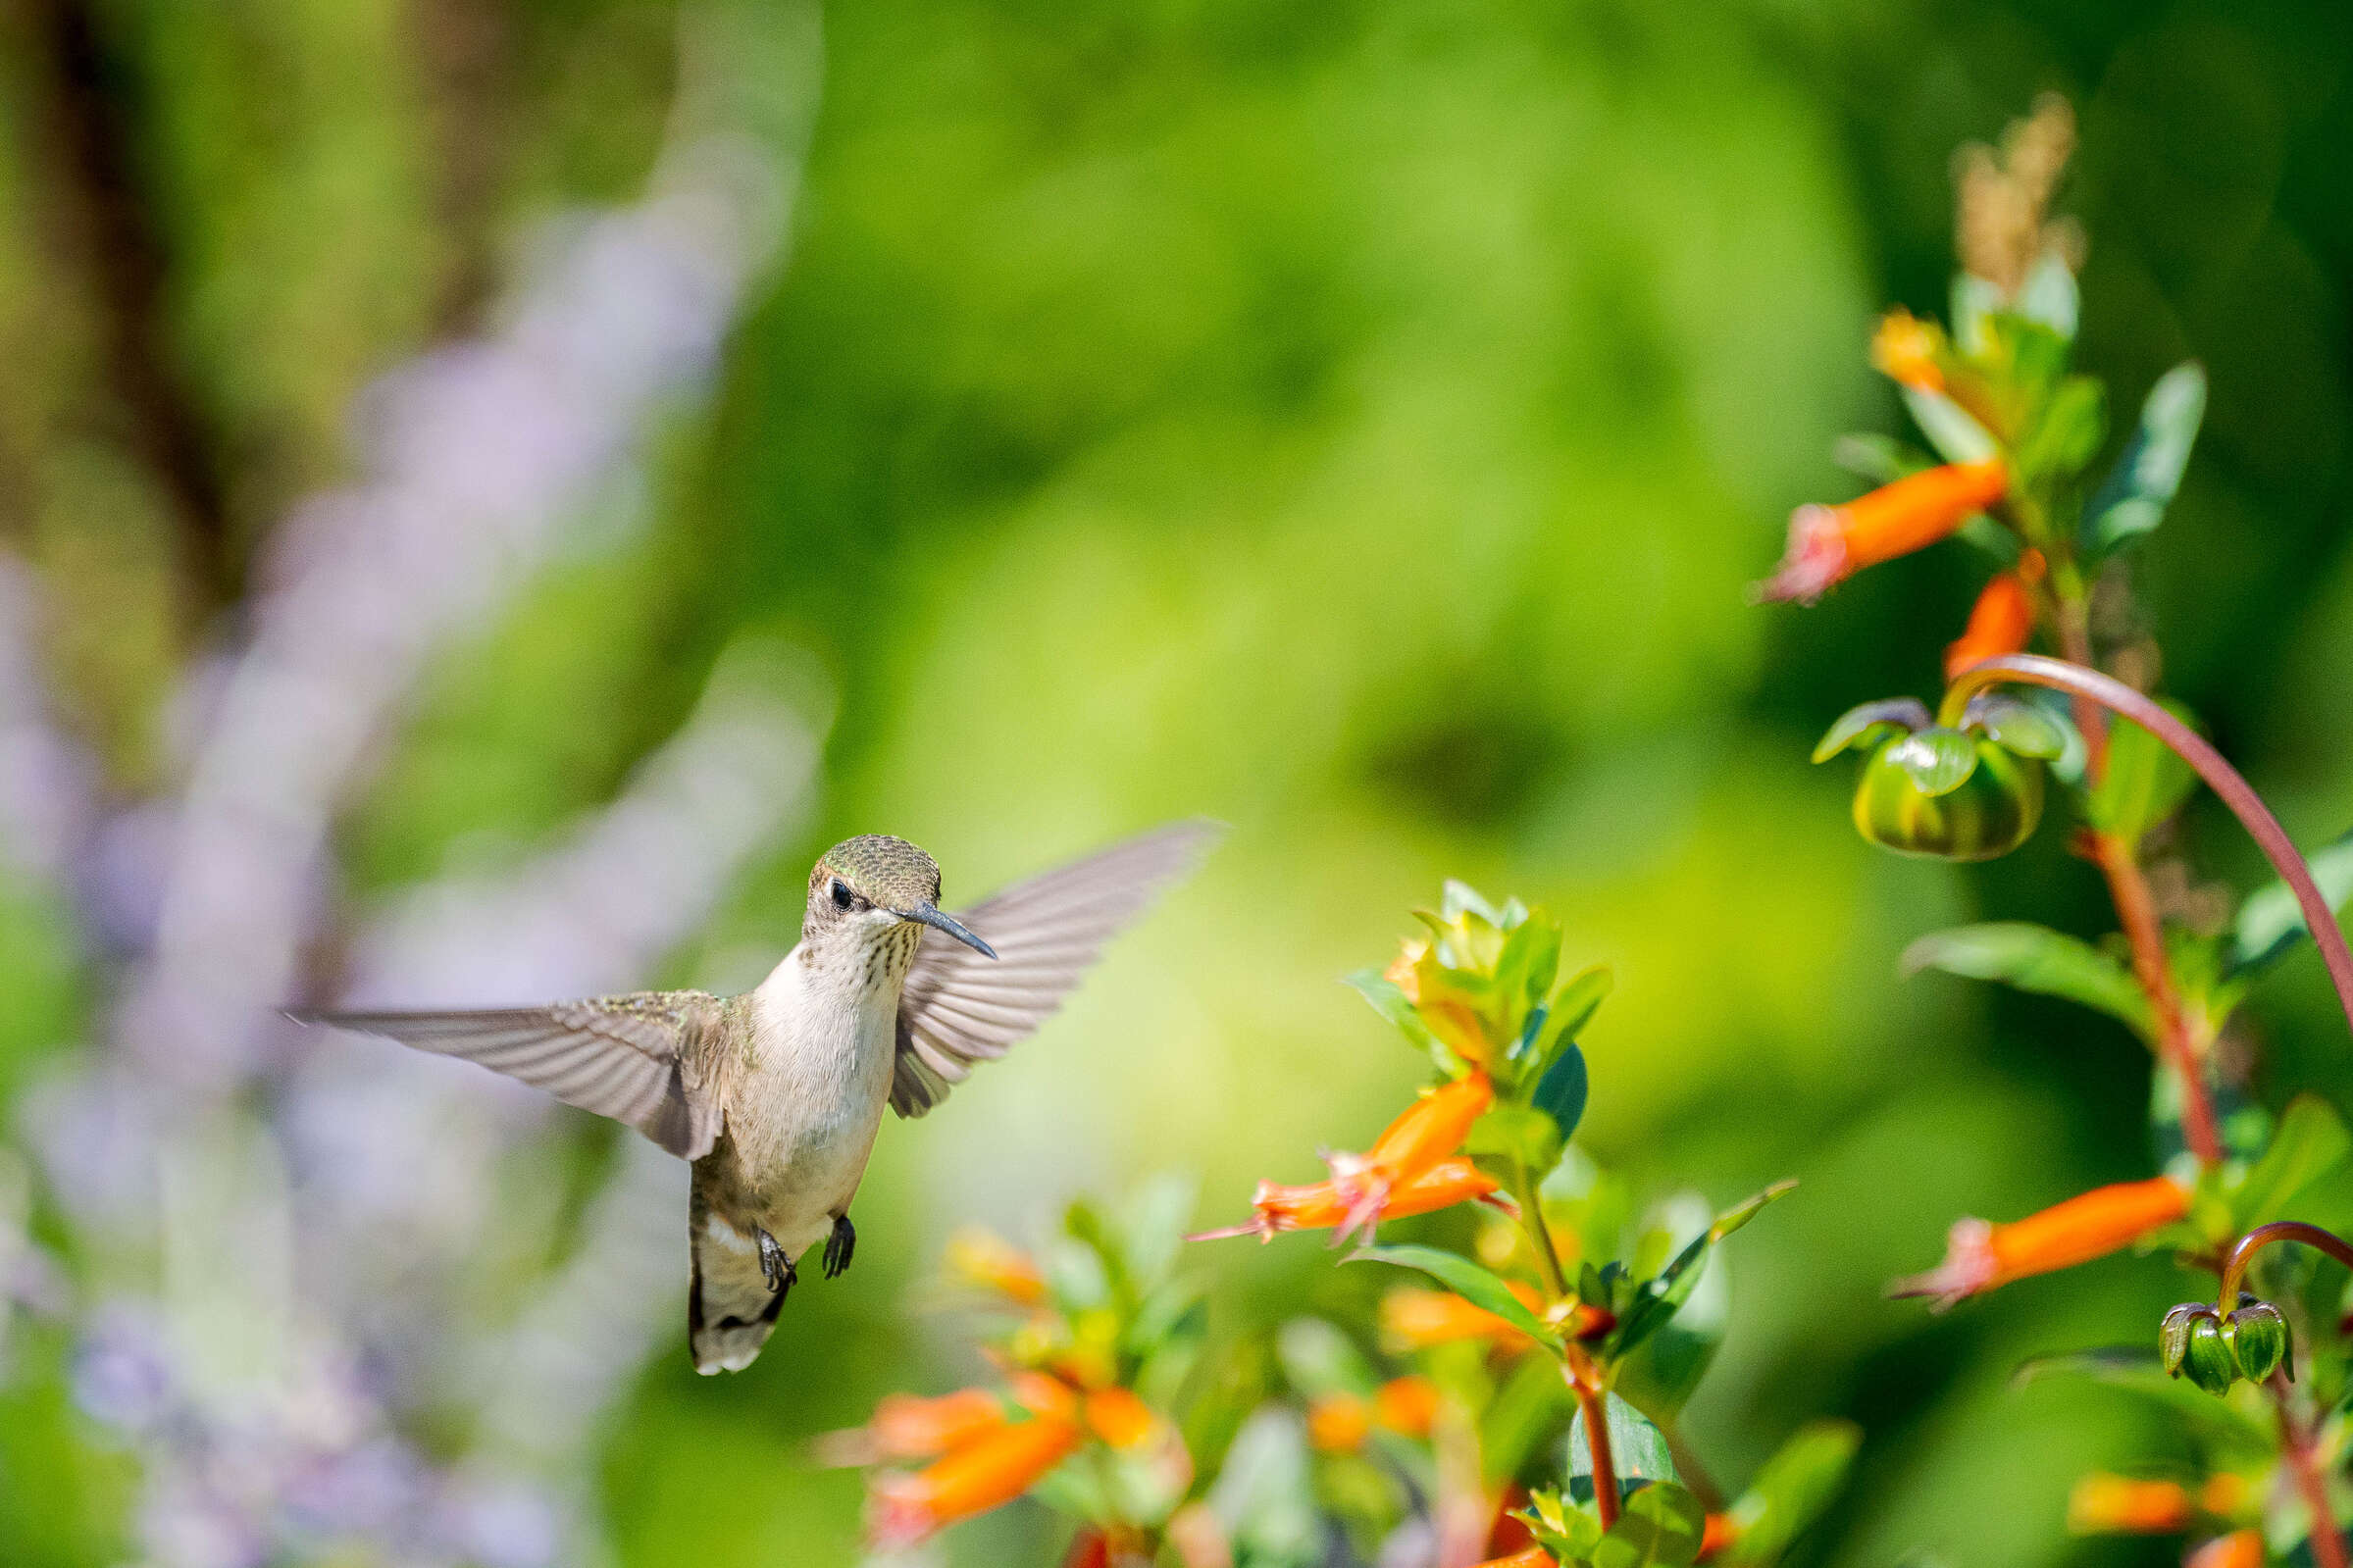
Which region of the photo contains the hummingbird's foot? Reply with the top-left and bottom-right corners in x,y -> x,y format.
757,1228 -> 796,1296
823,1213 -> 856,1280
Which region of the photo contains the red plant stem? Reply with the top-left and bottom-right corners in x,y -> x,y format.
1568,1364 -> 1620,1529
2215,1225 -> 2353,1566
2088,830 -> 2221,1165
2277,1376 -> 2349,1568
2216,1221 -> 2353,1308
1947,655 -> 2353,1057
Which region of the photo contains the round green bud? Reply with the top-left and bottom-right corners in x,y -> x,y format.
1852,736 -> 2044,862
2159,1302 -> 2208,1377
2225,1301 -> 2290,1384
2180,1312 -> 2237,1395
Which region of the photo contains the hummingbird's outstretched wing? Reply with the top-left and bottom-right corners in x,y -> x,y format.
292,990 -> 730,1159
891,820 -> 1218,1117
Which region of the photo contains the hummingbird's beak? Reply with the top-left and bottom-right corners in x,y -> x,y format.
902,902 -> 997,959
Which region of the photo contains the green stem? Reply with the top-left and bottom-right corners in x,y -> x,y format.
1515,1159 -> 1570,1298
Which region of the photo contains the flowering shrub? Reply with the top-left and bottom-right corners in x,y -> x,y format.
833,95 -> 2353,1568
832,884 -> 1855,1566
1770,95 -> 2353,1568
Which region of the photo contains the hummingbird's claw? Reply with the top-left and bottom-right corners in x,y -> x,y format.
758,1228 -> 795,1296
823,1213 -> 856,1280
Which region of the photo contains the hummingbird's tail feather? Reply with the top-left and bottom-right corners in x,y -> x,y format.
689,1203 -> 788,1374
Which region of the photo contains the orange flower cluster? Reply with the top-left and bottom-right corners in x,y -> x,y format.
2187,1532 -> 2265,1568
1889,1176 -> 2190,1308
1943,564 -> 2037,682
1870,308 -> 1945,391
946,1225 -> 1049,1304
1305,1375 -> 1443,1452
1755,460 -> 2010,606
1193,1072 -> 1507,1244
2068,1473 -> 2247,1536
844,1369 -> 1167,1546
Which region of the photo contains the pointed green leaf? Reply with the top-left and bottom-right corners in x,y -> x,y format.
1831,432 -> 1928,485
1901,923 -> 2155,1041
2017,252 -> 2079,339
2014,376 -> 2105,487
1609,1184 -> 1794,1360
2011,1349 -> 2272,1454
2083,701 -> 2200,843
1442,880 -> 1505,925
1887,729 -> 1980,796
1718,1422 -> 1862,1567
1522,965 -> 1611,1083
1812,698 -> 1932,763
1343,969 -> 1447,1074
1532,1044 -> 1591,1144
1496,916 -> 1564,1018
1594,1482 -> 1707,1568
2229,830 -> 2353,977
1350,1245 -> 1560,1349
2086,363 -> 2206,551
1568,1393 -> 1679,1503
1902,383 -> 2000,466
1466,1102 -> 1563,1174
2227,1095 -> 2351,1232
1961,694 -> 2068,759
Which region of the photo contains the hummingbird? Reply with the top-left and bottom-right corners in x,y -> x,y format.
295,820 -> 1214,1374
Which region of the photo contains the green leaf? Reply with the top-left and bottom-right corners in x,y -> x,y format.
1902,383 -> 2000,466
2083,701 -> 2200,842
1275,1317 -> 1378,1398
1718,1422 -> 1861,1567
1520,1490 -> 1608,1563
1951,274 -> 2002,356
1466,1102 -> 1563,1174
2017,252 -> 2079,339
2011,1349 -> 2273,1455
1610,1184 -> 1795,1361
1961,694 -> 2068,759
1887,729 -> 1979,797
1568,1393 -> 1678,1502
1495,916 -> 1564,1018
1594,1482 -> 1707,1568
2086,363 -> 2206,551
1831,432 -> 1929,485
1342,969 -> 1449,1076
1812,698 -> 1931,763
2014,375 -> 2105,487
1350,1244 -> 1560,1349
1901,922 -> 2155,1041
2229,830 -> 2353,977
1533,1044 -> 1590,1144
2227,1096 -> 2352,1231
1522,965 -> 1611,1083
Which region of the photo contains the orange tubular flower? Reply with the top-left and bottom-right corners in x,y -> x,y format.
1944,570 -> 2035,682
1326,1073 -> 1496,1239
1756,459 -> 2010,605
1306,1392 -> 1374,1453
868,1412 -> 1083,1547
1082,1386 -> 1157,1450
2188,1532 -> 2264,1568
1373,1375 -> 1440,1439
1469,1550 -> 1557,1568
1191,1156 -> 1506,1243
946,1227 -> 1049,1305
1380,1283 -> 1540,1350
2068,1475 -> 2192,1535
1870,308 -> 1946,390
1889,1176 -> 2190,1308
1697,1514 -> 1740,1561
828,1387 -> 1008,1465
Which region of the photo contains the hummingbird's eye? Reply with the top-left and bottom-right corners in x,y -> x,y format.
830,878 -> 854,910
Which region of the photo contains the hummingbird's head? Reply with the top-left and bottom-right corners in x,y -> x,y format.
805,835 -> 997,965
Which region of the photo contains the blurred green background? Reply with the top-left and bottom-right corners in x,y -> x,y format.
0,0 -> 2349,1563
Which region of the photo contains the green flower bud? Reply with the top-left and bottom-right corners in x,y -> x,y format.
1852,733 -> 2044,862
2225,1301 -> 2291,1384
2179,1312 -> 2236,1395
2159,1302 -> 2207,1376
